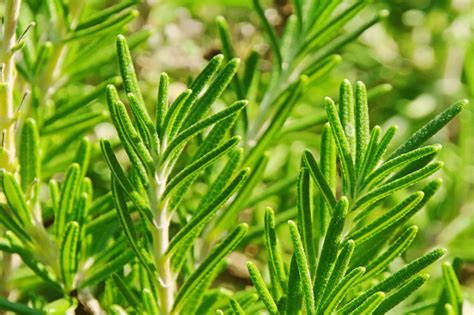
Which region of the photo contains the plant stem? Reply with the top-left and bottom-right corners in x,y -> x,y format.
151,169 -> 175,314
0,0 -> 21,172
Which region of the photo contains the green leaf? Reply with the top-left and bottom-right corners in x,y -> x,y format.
325,96 -> 356,195
341,248 -> 446,313
162,100 -> 247,162
75,0 -> 138,31
111,273 -> 141,308
156,73 -> 169,139
74,137 -> 91,179
1,234 -> 61,290
167,169 -> 249,256
389,99 -> 468,159
296,168 -> 316,275
214,154 -> 267,232
366,125 -> 398,175
0,205 -> 31,243
173,224 -> 247,314
143,288 -> 159,315
162,88 -> 193,142
355,81 -> 370,174
357,126 -> 381,183
127,92 -> 158,152
229,298 -> 245,315
0,297 -> 42,315
314,197 -> 348,306
175,54 -> 225,133
338,80 -> 355,156
55,163 -> 81,238
264,207 -> 287,295
303,149 -> 337,210
353,161 -> 443,219
288,220 -> 315,315
100,139 -> 152,222
164,136 -> 240,198
59,221 -> 80,291
246,261 -> 278,315
183,58 -> 240,129
111,179 -> 156,276
1,171 -> 32,226
363,144 -> 441,189
321,267 -> 366,314
19,118 -> 40,193
106,85 -> 154,176
442,262 -> 463,315
361,225 -> 418,282
285,255 -> 302,315
116,34 -> 144,104
324,239 -> 355,297
350,292 -> 385,314
79,249 -> 135,289
349,192 -> 424,245
374,274 -> 430,314
63,10 -> 138,42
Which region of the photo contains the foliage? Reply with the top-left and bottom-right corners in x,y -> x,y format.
0,0 -> 471,314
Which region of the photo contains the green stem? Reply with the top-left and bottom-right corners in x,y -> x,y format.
151,168 -> 175,314
0,0 -> 21,296
0,0 -> 21,172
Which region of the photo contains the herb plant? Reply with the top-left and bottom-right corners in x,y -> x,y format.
0,0 -> 470,314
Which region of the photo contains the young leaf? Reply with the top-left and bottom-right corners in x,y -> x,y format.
296,167 -> 316,274
288,220 -> 315,315
59,221 -> 80,291
388,99 -> 468,159
246,261 -> 279,315
19,118 -> 40,192
355,81 -> 370,174
442,262 -> 463,315
156,72 -> 169,138
264,207 -> 287,295
338,80 -> 355,156
1,171 -> 32,226
116,34 -> 144,103
325,96 -> 356,195
55,163 -> 81,238
229,298 -> 245,315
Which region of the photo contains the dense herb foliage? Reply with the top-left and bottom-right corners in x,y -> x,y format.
0,0 -> 470,314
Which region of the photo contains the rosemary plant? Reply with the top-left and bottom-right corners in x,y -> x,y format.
0,0 -> 470,314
